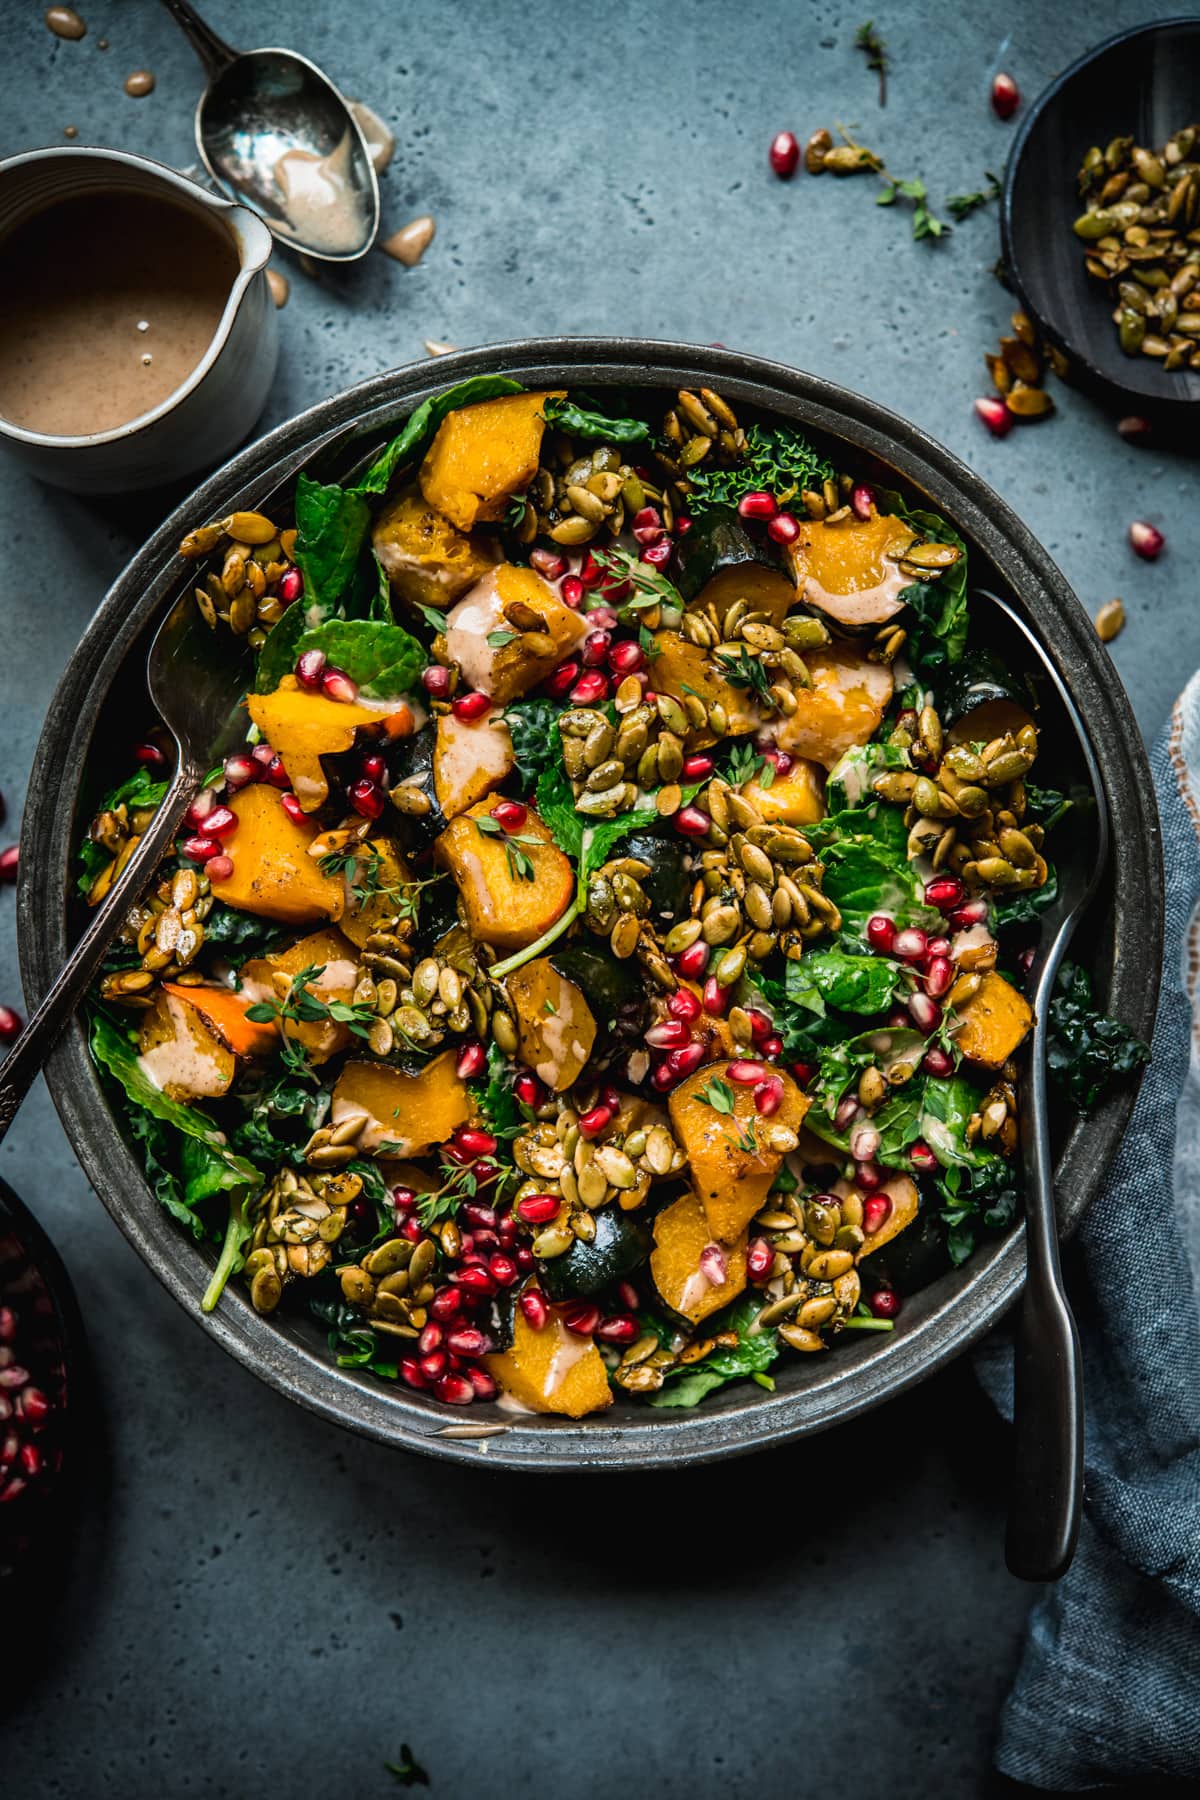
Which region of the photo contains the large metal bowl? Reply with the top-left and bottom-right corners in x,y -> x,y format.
18,340 -> 1163,1470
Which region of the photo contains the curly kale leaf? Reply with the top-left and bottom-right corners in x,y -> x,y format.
684,423 -> 835,518
1047,962 -> 1149,1113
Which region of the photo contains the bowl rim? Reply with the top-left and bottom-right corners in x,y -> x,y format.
17,338 -> 1163,1470
999,15 -> 1200,424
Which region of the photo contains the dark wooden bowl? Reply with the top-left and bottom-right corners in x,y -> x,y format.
1002,18 -> 1200,430
17,341 -> 1163,1470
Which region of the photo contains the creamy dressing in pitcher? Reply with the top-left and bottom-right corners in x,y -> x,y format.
0,190 -> 238,437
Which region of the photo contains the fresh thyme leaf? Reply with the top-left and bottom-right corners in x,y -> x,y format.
415,602 -> 448,635
474,816 -> 504,838
877,174 -> 951,240
855,19 -> 889,106
638,623 -> 661,659
505,492 -> 529,532
487,629 -> 518,648
696,1075 -> 735,1114
946,173 -> 1001,220
543,997 -> 557,1014
726,739 -> 773,788
384,1745 -> 430,1788
734,1118 -> 759,1154
590,543 -> 685,613
714,646 -> 776,707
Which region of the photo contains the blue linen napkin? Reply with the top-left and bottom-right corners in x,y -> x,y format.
975,687 -> 1200,1788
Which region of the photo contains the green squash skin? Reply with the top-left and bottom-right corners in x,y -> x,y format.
936,650 -> 1031,728
861,1202 -> 950,1296
673,506 -> 780,603
622,833 -> 690,919
383,722 -> 446,848
540,1206 -> 652,1300
549,943 -> 645,1049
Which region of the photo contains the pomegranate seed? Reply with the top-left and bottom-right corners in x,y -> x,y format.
869,1288 -> 902,1320
512,1071 -> 545,1107
295,649 -> 327,689
18,1386 -> 49,1424
609,639 -> 646,676
991,71 -> 1020,119
586,606 -> 618,632
922,1046 -> 955,1078
578,1104 -> 612,1140
1129,520 -> 1164,560
0,1308 -> 14,1343
436,1373 -> 475,1405
746,1237 -> 774,1280
702,976 -> 727,1017
0,1477 -> 27,1503
857,1160 -> 883,1190
401,1217 -> 425,1242
924,875 -> 964,912
675,940 -> 710,979
456,1127 -> 498,1158
736,1009 -> 768,1044
517,1193 -> 561,1223
925,955 -> 955,999
400,1358 -> 428,1389
184,793 -> 215,830
681,753 -> 714,780
835,1096 -> 861,1130
653,1059 -> 680,1093
278,793 -> 304,826
563,1303 -> 601,1337
1117,415 -> 1152,443
277,565 -> 303,603
760,1033 -> 783,1060
851,483 -> 875,521
489,1253 -> 518,1287
491,798 -> 528,832
974,396 -> 1014,438
452,1266 -> 495,1295
322,666 -> 358,703
264,753 -> 291,789
0,847 -> 14,888
908,990 -> 941,1033
863,1193 -> 893,1236
737,490 -> 777,520
455,1042 -> 486,1081
674,805 -> 710,838
519,1289 -> 549,1330
466,1367 -> 497,1400
134,741 -> 166,770
350,778 -> 384,819
203,805 -> 237,839
632,511 -> 664,549
596,1314 -> 639,1345
754,1076 -> 784,1116
727,1059 -> 766,1084
666,1041 -> 705,1078
766,511 -> 800,547
949,899 -> 989,929
452,689 -> 491,722
851,1125 -> 881,1162
521,547 -> 562,581
544,661 -> 579,700
223,753 -> 257,790
577,550 -> 604,589
893,927 -> 928,963
446,1327 -> 487,1358
360,753 -> 387,786
867,915 -> 897,953
392,1187 -> 416,1215
645,1019 -> 690,1050
699,1243 -> 727,1287
768,128 -> 800,178
570,670 -> 609,705
601,1083 -> 621,1111
0,1006 -> 23,1044
676,513 -> 693,535
791,1061 -> 816,1086
19,1442 -> 42,1478
252,743 -> 277,768
617,1280 -> 640,1313
1018,946 -> 1036,976
430,1286 -> 462,1322
182,835 -> 220,862
421,663 -> 452,699
668,988 -> 702,1022
910,1141 -> 938,1173
418,1323 -> 444,1355
640,539 -> 673,569
582,630 -> 611,668
559,574 -> 585,610
762,748 -> 792,776
206,854 -> 234,882
0,1364 -> 29,1390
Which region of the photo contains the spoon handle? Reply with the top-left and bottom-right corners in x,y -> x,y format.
1005,997 -> 1084,1581
157,0 -> 238,78
0,768 -> 197,1144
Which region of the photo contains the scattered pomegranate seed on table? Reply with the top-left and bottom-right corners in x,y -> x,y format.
0,846 -> 18,883
991,72 -> 1020,119
1129,521 -> 1164,561
974,396 -> 1014,438
768,130 -> 800,178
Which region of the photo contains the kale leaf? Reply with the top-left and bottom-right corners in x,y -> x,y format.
504,697 -> 565,787
649,1295 -> 781,1407
1047,961 -> 1149,1113
280,619 -> 425,700
798,947 -> 904,1015
684,423 -> 834,519
541,395 -> 650,444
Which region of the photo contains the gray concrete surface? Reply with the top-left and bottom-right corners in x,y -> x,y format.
0,3 -> 1195,1796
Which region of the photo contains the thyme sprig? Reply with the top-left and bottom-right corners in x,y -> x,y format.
854,20 -> 889,106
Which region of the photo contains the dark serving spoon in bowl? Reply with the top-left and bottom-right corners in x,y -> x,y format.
975,589 -> 1109,1581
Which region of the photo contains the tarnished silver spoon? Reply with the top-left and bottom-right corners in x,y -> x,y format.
158,0 -> 380,262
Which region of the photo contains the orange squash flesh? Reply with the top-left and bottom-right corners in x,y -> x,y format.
419,390 -> 565,533
742,758 -> 825,827
334,837 -> 415,951
137,988 -> 236,1101
788,511 -> 916,626
834,1173 -> 920,1255
246,684 -> 383,812
433,708 -> 514,819
444,565 -> 588,705
650,1191 -> 748,1325
434,801 -> 575,954
668,1061 -> 810,1242
951,970 -> 1034,1070
330,1051 -> 476,1157
506,958 -> 597,1092
207,783 -> 345,926
774,645 -> 894,768
649,631 -> 765,745
483,1302 -> 613,1417
161,982 -> 278,1059
372,484 -> 498,612
239,927 -> 361,1065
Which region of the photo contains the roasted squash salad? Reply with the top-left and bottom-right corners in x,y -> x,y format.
78,376 -> 1115,1418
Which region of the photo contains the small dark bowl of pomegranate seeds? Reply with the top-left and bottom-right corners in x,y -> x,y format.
22,342 -> 1160,1467
0,1178 -> 85,1581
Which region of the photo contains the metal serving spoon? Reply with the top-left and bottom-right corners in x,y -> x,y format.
0,588 -> 254,1145
975,589 -> 1108,1582
158,0 -> 380,261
